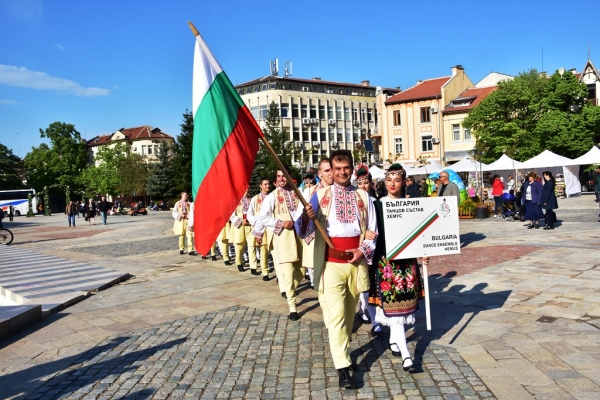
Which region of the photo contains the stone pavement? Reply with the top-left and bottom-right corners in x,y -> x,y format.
0,194 -> 599,399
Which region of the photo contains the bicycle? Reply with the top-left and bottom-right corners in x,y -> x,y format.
0,228 -> 14,245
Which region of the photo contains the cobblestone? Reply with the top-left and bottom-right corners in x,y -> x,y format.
23,306 -> 493,399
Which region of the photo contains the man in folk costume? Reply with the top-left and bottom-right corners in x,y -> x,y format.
172,191 -> 197,255
259,170 -> 305,321
298,150 -> 377,389
247,178 -> 271,281
230,188 -> 255,273
216,222 -> 233,265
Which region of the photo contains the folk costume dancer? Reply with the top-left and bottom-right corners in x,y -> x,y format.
355,165 -> 379,331
247,178 -> 271,280
260,170 -> 305,321
230,189 -> 255,273
299,150 -> 377,389
370,164 -> 428,371
299,172 -> 319,288
172,192 -> 196,255
217,222 -> 232,265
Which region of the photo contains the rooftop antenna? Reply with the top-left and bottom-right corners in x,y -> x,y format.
588,42 -> 591,60
284,61 -> 293,77
270,58 -> 279,76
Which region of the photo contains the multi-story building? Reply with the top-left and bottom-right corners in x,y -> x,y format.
442,86 -> 497,162
235,76 -> 398,169
86,125 -> 174,164
376,65 -> 474,167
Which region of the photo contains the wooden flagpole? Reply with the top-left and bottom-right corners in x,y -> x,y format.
188,21 -> 334,248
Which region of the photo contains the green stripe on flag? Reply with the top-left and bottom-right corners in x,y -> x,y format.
192,71 -> 245,197
386,211 -> 439,259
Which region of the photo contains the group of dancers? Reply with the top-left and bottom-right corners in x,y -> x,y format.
172,150 -> 428,389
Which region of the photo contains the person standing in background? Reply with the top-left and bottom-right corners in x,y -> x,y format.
491,174 -> 505,218
8,204 -> 14,222
541,171 -> 558,230
65,200 -> 77,227
98,196 -> 110,225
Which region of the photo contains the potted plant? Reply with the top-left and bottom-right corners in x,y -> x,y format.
458,198 -> 476,219
475,201 -> 489,219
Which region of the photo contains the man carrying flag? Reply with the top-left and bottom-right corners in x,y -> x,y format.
189,24 -> 263,256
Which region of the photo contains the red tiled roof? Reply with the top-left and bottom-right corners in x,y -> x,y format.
385,77 -> 451,105
442,86 -> 497,115
87,125 -> 174,147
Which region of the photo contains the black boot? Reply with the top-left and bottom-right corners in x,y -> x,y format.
263,275 -> 269,282
288,312 -> 299,321
224,260 -> 231,266
211,255 -> 217,261
338,368 -> 356,389
251,269 -> 260,276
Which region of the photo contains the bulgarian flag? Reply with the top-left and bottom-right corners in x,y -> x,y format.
191,31 -> 263,256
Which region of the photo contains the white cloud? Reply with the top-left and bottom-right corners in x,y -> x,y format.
1,0 -> 42,21
0,64 -> 110,97
53,44 -> 67,51
0,99 -> 19,105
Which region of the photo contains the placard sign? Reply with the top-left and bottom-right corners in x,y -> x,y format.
383,196 -> 460,259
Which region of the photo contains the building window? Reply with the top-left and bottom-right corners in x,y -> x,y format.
259,105 -> 268,119
328,106 -> 334,119
394,138 -> 403,154
312,153 -> 319,164
344,108 -> 351,121
352,108 -> 358,121
353,129 -> 359,142
310,106 -> 317,119
393,110 -> 401,126
270,83 -> 276,89
361,108 -> 367,122
422,135 -> 433,152
420,107 -> 431,123
141,145 -> 146,155
345,129 -> 352,142
336,107 -> 343,120
464,128 -> 471,141
319,106 -> 326,119
587,83 -> 596,100
311,127 -> 318,142
280,103 -> 289,118
293,128 -> 300,141
251,106 -> 259,120
337,129 -> 343,143
452,124 -> 460,141
154,145 -> 159,154
301,105 -> 308,118
320,129 -> 327,141
367,109 -> 373,121
252,86 -> 258,93
302,127 -> 309,142
261,84 -> 267,91
292,104 -> 299,118
245,88 -> 250,94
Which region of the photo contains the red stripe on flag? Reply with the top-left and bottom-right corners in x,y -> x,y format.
193,106 -> 261,255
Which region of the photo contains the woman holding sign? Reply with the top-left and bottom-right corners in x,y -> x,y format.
369,163 -> 428,372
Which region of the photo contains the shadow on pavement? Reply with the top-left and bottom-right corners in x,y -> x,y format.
0,312 -> 70,350
0,336 -> 186,399
410,272 -> 511,373
460,232 -> 486,248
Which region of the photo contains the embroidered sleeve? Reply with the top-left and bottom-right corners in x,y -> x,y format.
359,241 -> 374,265
252,228 -> 264,238
274,219 -> 284,235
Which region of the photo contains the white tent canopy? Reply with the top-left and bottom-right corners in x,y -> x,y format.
567,146 -> 600,165
447,156 -> 487,172
404,159 -> 445,176
520,150 -> 574,169
520,150 -> 580,197
482,154 -> 524,171
368,165 -> 386,180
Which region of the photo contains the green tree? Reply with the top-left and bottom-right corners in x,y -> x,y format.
172,110 -> 194,193
117,152 -> 149,197
250,101 -> 300,195
0,143 -> 24,190
80,144 -> 126,197
146,142 -> 176,200
24,122 -> 88,191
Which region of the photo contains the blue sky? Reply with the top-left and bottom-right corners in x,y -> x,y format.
0,0 -> 596,158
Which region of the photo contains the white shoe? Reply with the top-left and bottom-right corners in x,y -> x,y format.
494,215 -> 498,218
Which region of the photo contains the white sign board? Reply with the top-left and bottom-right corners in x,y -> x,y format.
382,197 -> 461,259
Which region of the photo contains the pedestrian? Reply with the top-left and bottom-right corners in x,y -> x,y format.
371,163 -> 428,371
491,174 -> 505,217
65,200 -> 77,227
98,196 -> 110,225
260,169 -> 304,321
299,150 -> 377,389
420,178 -> 429,197
436,171 -> 460,204
594,166 -> 600,203
541,171 -> 558,230
468,185 -> 477,201
8,204 -> 14,222
522,172 -> 544,229
404,176 -> 420,198
86,200 -> 96,225
172,191 -> 195,255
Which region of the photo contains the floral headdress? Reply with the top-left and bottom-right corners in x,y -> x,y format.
355,164 -> 372,183
385,163 -> 406,178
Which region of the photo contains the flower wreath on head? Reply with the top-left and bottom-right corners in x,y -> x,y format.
355,164 -> 371,183
385,163 -> 406,178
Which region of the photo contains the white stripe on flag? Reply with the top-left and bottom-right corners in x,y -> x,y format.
192,34 -> 224,119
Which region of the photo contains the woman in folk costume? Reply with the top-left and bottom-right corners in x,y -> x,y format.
172,191 -> 196,255
369,163 -> 428,372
